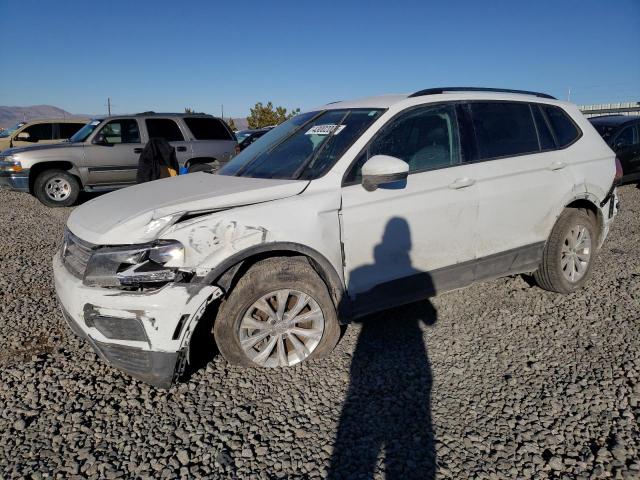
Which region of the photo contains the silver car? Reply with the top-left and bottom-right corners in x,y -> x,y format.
0,113 -> 237,206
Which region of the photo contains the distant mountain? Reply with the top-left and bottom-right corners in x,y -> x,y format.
0,105 -> 250,131
230,117 -> 248,131
0,105 -> 82,129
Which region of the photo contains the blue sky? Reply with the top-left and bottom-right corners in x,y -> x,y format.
1,0 -> 638,117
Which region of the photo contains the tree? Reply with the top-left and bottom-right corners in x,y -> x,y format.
225,118 -> 237,132
247,102 -> 300,129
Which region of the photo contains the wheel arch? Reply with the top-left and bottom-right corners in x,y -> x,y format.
29,161 -> 82,193
201,242 -> 350,318
563,196 -> 605,247
185,157 -> 218,169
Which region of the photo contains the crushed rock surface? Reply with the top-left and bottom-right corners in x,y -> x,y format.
0,185 -> 639,479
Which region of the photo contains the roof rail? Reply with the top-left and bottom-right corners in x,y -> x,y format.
408,87 -> 556,100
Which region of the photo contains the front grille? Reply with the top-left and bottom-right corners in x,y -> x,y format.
61,228 -> 95,279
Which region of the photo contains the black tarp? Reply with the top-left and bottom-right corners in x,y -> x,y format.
136,137 -> 179,183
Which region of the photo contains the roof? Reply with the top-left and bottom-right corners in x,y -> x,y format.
19,117 -> 89,124
320,88 -> 562,111
588,115 -> 640,126
131,112 -> 215,118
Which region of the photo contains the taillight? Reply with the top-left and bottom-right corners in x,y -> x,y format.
235,145 -> 241,155
614,157 -> 623,184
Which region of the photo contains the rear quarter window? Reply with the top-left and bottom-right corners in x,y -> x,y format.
542,106 -> 581,147
184,118 -> 234,141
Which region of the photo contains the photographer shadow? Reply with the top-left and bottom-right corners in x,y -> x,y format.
328,217 -> 437,479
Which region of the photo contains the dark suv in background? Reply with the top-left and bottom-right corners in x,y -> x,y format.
0,113 -> 237,206
589,115 -> 640,183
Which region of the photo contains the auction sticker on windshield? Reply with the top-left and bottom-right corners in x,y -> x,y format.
305,124 -> 346,136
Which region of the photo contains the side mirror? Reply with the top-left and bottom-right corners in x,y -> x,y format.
361,155 -> 409,191
16,132 -> 33,142
93,133 -> 109,145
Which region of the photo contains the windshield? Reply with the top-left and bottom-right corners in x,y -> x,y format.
219,109 -> 383,180
70,120 -> 102,143
0,122 -> 26,138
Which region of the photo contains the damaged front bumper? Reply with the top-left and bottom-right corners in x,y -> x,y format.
53,252 -> 222,388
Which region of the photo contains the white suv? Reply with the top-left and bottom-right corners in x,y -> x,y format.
53,88 -> 620,387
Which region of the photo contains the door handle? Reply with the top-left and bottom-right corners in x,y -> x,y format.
134,147 -> 143,154
547,161 -> 566,171
448,177 -> 476,190
176,146 -> 187,152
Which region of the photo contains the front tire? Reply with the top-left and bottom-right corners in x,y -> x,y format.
33,169 -> 80,207
534,208 -> 598,293
213,257 -> 341,368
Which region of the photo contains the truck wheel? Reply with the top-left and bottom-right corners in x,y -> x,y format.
33,169 -> 80,207
534,208 -> 598,293
213,257 -> 341,368
188,161 -> 219,174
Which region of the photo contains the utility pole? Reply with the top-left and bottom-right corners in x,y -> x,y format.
567,88 -> 571,102
221,104 -> 224,120
106,97 -> 112,115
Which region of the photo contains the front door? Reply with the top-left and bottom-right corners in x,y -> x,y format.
84,118 -> 142,185
340,103 -> 479,316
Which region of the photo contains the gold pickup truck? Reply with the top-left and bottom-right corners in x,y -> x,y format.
0,118 -> 88,152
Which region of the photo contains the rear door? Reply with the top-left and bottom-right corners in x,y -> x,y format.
183,117 -> 236,169
467,101 -> 576,277
83,118 -> 142,185
145,118 -> 192,168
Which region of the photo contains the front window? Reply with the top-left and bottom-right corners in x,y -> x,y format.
97,119 -> 141,144
219,109 -> 383,180
344,104 -> 461,183
70,120 -> 103,143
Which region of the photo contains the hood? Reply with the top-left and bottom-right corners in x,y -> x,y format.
68,173 -> 309,244
3,142 -> 81,156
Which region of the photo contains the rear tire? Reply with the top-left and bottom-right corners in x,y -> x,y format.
534,208 -> 598,293
213,257 -> 340,368
188,161 -> 219,174
33,169 -> 80,207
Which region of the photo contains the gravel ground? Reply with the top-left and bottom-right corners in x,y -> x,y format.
0,185 -> 639,479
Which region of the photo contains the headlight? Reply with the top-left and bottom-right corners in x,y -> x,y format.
0,155 -> 23,172
83,240 -> 185,287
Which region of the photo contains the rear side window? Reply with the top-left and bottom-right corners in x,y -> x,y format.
184,117 -> 234,140
469,102 -> 539,159
58,122 -> 85,139
21,123 -> 53,141
145,119 -> 184,142
532,106 -> 555,150
542,106 -> 580,147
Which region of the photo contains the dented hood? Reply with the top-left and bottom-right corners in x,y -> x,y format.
67,173 -> 308,244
